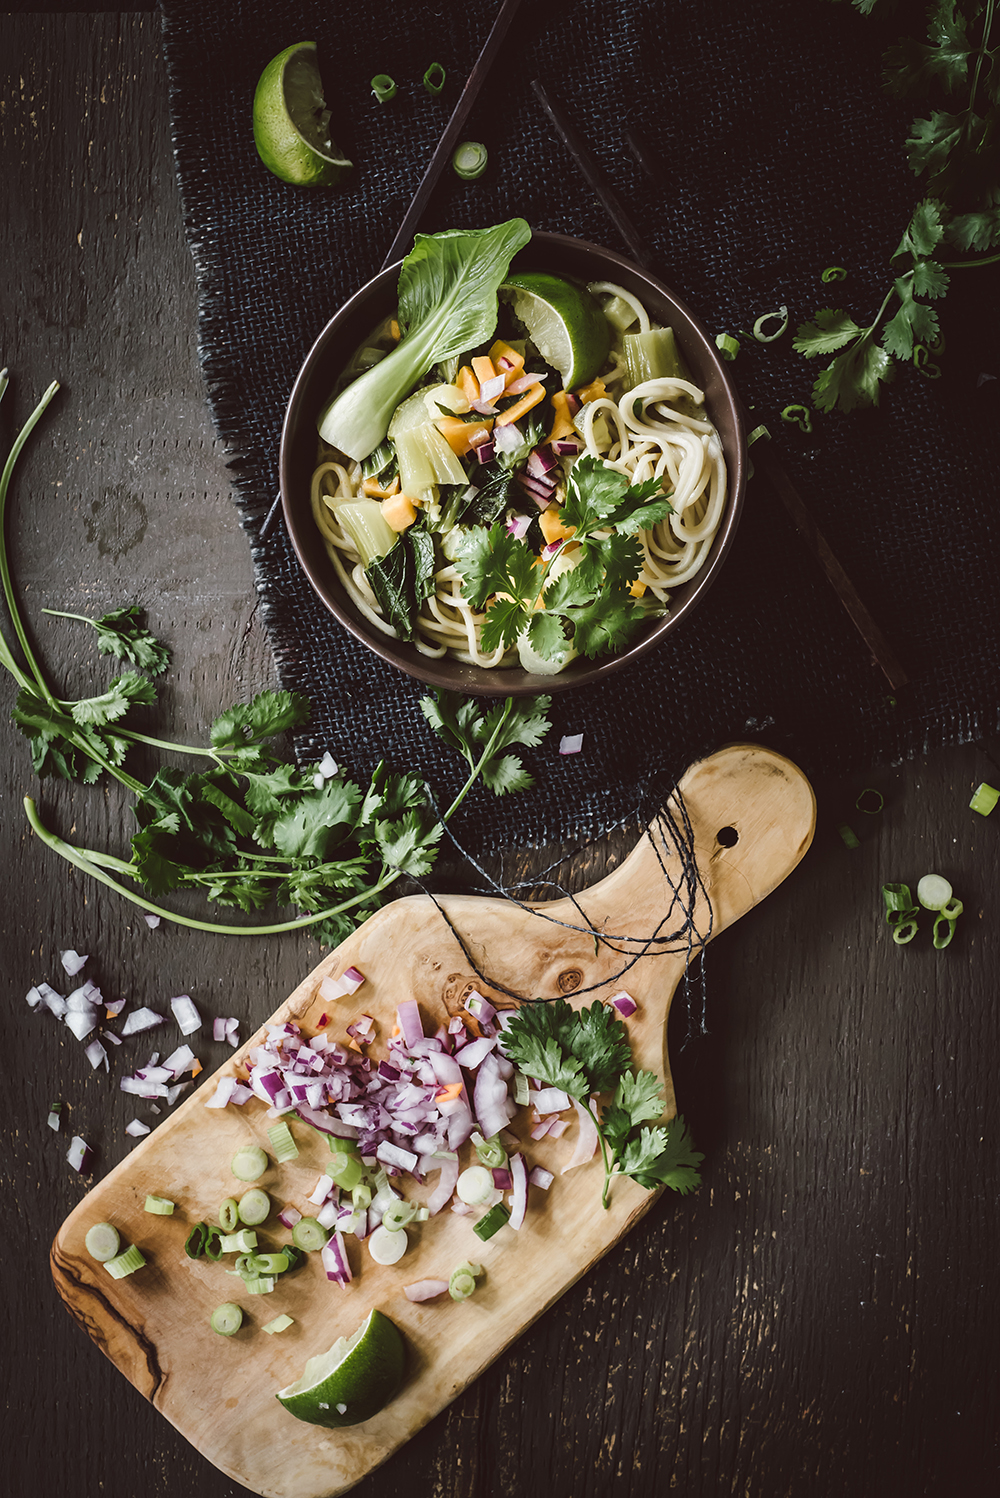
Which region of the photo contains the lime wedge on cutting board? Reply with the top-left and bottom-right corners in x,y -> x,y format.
252,41 -> 352,188
500,272 -> 610,389
276,1308 -> 405,1427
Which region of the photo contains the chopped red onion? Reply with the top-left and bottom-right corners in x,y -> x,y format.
120,1007 -> 166,1036
319,967 -> 366,1004
542,539 -> 564,560
473,1052 -> 512,1140
125,1118 -> 150,1138
165,1082 -> 191,1106
506,371 -> 547,395
509,1151 -> 528,1230
558,733 -> 584,755
84,1039 -> 109,1071
169,994 -> 202,1035
309,1173 -> 335,1205
532,1086 -> 571,1114
404,1278 -> 449,1302
525,443 -> 557,477
395,1000 -> 423,1048
66,1135 -> 93,1173
47,1108 -> 61,1132
278,1205 -> 302,1229
505,512 -> 531,541
492,420 -> 521,453
143,913 -> 161,929
464,990 -> 497,1026
528,1165 -> 554,1190
552,438 -> 581,456
204,1076 -> 239,1109
492,1167 -> 513,1189
65,1008 -> 99,1042
426,1156 -> 460,1214
456,1035 -> 496,1071
470,397 -> 498,416
317,750 -> 338,779
475,440 -> 495,464
518,473 -> 556,505
562,1097 -> 599,1172
161,1044 -> 196,1077
478,373 -> 506,402
377,1140 -> 418,1173
59,949 -> 88,977
105,997 -> 127,1018
610,991 -> 638,1017
565,392 -> 581,415
121,1075 -> 170,1099
316,1198 -> 341,1230
548,1117 -> 569,1139
321,1233 -> 352,1285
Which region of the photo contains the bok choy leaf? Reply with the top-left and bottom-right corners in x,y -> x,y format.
318,219 -> 531,460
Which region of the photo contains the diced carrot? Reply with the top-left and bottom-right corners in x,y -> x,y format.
191,1059 -> 203,1077
457,364 -> 480,404
471,355 -> 497,386
362,475 -> 400,499
436,414 -> 493,456
629,579 -> 647,598
574,375 -> 607,403
347,1038 -> 363,1053
489,340 -> 525,381
381,492 -> 418,532
435,1081 -> 464,1104
389,320 -> 401,342
539,507 -> 576,545
495,383 -> 546,426
546,390 -> 576,444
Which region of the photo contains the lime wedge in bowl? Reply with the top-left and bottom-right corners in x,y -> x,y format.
500,271 -> 610,389
276,1307 -> 405,1427
253,41 -> 352,188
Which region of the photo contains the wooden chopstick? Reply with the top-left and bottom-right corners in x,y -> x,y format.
380,0 -> 524,270
531,80 -> 657,272
532,83 -> 908,691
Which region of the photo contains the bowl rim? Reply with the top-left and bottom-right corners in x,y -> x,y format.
280,230 -> 746,697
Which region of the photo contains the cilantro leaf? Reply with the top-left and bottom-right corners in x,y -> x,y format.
268,779 -> 363,861
618,1117 -> 704,1194
372,809 -> 443,877
892,199 -> 945,261
883,5 -> 971,100
210,690 -> 309,749
89,605 -> 171,675
792,309 -> 863,357
948,199 -> 1000,250
70,672 -> 156,727
811,341 -> 895,413
478,752 -> 534,796
453,522 -> 540,615
570,594 -> 647,658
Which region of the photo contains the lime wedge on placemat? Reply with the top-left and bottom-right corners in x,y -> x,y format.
252,41 -> 352,188
500,272 -> 610,389
276,1308 -> 405,1427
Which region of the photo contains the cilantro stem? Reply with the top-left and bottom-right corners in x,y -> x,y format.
23,796 -> 403,936
967,0 -> 995,117
443,698 -> 516,821
0,377 -> 62,710
939,251 -> 1000,270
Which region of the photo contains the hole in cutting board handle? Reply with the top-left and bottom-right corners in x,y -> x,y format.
716,825 -> 739,847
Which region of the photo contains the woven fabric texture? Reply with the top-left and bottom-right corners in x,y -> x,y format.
160,0 -> 1000,848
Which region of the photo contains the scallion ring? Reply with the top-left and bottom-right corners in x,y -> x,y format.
855,788 -> 884,815
218,1197 -> 239,1233
452,140 -> 488,180
970,782 -> 999,816
821,266 -> 847,282
747,424 -> 771,446
753,305 -> 788,343
932,914 -> 957,949
892,917 -> 919,945
912,345 -> 941,378
423,62 -> 446,96
370,74 -> 397,104
715,333 -> 739,360
781,404 -> 813,434
838,823 -> 860,849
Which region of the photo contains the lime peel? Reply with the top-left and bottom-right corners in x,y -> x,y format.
500,272 -> 610,390
252,42 -> 352,188
276,1308 -> 405,1428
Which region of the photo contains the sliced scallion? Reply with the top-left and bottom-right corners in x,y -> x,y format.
452,141 -> 488,180
370,74 -> 397,104
104,1243 -> 146,1279
916,874 -> 953,911
472,1133 -> 507,1170
456,1165 -> 495,1206
781,404 -> 813,434
185,1222 -> 208,1259
281,1245 -> 306,1273
367,1224 -> 408,1265
380,1200 -> 417,1233
291,1216 -> 329,1252
933,913 -> 957,949
237,1188 -> 270,1226
856,788 -> 884,815
219,1229 -> 258,1254
262,1314 -> 294,1334
85,1222 -> 121,1262
970,782 -> 999,816
753,305 -> 788,342
218,1197 -> 239,1233
255,1252 -> 291,1276
714,333 -> 739,360
326,1150 -> 362,1190
210,1302 -> 243,1336
231,1145 -> 268,1181
143,1194 -> 175,1216
892,917 -> 919,945
838,822 -> 860,849
423,62 -> 446,96
821,266 -> 847,282
245,1275 -> 276,1295
267,1121 -> 299,1164
472,1203 -> 509,1242
882,883 -> 914,919
448,1260 -> 483,1301
203,1226 -> 224,1261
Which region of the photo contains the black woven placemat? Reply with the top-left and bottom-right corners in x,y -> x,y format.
160,0 -> 1000,849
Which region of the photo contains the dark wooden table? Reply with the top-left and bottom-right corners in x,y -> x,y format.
3,13 -> 999,1498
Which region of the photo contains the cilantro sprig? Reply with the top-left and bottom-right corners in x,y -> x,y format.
502,997 -> 703,1208
453,455 -> 671,662
795,1 -> 1000,412
2,374 -> 550,940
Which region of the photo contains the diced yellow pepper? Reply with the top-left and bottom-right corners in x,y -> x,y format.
381,492 -> 418,532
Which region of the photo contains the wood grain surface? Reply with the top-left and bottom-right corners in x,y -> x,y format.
2,13 -> 999,1498
49,745 -> 815,1498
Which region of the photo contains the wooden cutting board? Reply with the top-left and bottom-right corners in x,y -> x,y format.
51,744 -> 815,1498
